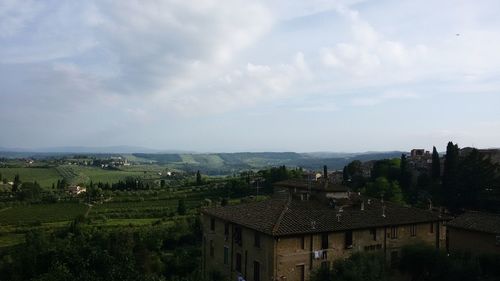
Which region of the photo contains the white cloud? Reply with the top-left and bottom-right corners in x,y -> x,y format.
351,91 -> 419,106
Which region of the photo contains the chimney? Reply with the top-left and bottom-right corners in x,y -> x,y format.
428,199 -> 432,210
336,213 -> 341,222
361,200 -> 365,211
323,165 -> 328,180
382,206 -> 386,218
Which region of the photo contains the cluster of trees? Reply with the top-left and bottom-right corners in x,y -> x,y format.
344,159 -> 405,203
91,177 -> 153,191
311,244 -> 500,281
344,141 -> 500,212
0,217 -> 203,281
439,142 -> 500,212
259,165 -> 303,187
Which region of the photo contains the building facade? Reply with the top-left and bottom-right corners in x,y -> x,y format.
202,180 -> 446,281
447,211 -> 500,255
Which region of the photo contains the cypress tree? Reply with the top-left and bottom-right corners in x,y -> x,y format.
196,170 -> 202,185
431,146 -> 441,180
442,141 -> 460,210
400,154 -> 413,200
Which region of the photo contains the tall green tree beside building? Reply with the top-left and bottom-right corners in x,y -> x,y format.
431,146 -> 441,180
442,141 -> 460,210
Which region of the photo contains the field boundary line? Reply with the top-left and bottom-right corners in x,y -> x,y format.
0,207 -> 12,213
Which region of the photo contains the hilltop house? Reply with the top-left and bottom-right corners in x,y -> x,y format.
447,211 -> 500,255
68,185 -> 86,195
201,178 -> 447,281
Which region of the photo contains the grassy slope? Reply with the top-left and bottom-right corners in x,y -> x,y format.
0,167 -> 63,189
0,203 -> 88,225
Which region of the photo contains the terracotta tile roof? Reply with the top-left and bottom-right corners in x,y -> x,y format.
447,211 -> 500,234
202,196 -> 444,236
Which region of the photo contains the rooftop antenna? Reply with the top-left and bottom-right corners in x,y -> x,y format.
311,220 -> 317,230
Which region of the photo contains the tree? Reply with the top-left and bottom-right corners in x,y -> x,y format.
365,177 -> 403,203
431,146 -> 441,181
342,166 -> 349,183
177,199 -> 186,215
399,154 -> 414,203
12,174 -> 21,193
196,170 -> 202,185
442,142 -> 460,210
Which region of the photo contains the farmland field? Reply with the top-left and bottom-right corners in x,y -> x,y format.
0,167 -> 63,189
0,203 -> 88,225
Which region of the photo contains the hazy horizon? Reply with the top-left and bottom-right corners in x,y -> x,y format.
1,0 -> 500,152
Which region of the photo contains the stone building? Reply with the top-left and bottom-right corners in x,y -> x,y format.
447,211 -> 500,255
201,180 -> 447,281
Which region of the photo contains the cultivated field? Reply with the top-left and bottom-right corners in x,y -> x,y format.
0,167 -> 63,189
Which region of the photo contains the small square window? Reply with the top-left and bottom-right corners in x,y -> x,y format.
345,231 -> 353,249
390,227 -> 398,239
210,218 -> 215,231
236,253 -> 242,272
369,228 -> 377,241
410,225 -> 417,237
254,232 -> 261,248
224,246 -> 229,265
299,236 -> 305,250
209,240 -> 214,257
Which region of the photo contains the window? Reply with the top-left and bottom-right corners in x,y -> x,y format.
430,223 -> 434,233
390,227 -> 398,239
253,261 -> 261,281
235,226 -> 243,246
236,253 -> 242,272
364,244 -> 382,252
321,233 -> 329,249
390,251 -> 399,267
299,236 -> 305,250
224,246 -> 229,265
209,240 -> 214,257
210,218 -> 215,231
345,231 -> 353,249
254,232 -> 261,248
369,228 -> 377,241
296,265 -> 305,281
410,225 -> 417,237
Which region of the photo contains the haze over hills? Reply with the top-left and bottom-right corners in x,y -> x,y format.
0,146 -> 405,173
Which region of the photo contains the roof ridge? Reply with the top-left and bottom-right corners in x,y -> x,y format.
272,194 -> 292,235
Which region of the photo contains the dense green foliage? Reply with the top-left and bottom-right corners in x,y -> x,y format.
345,141 -> 500,212
0,218 -> 202,281
311,244 -> 500,281
399,243 -> 500,281
311,252 -> 388,281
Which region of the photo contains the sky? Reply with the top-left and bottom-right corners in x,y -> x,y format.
1,0 -> 500,152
